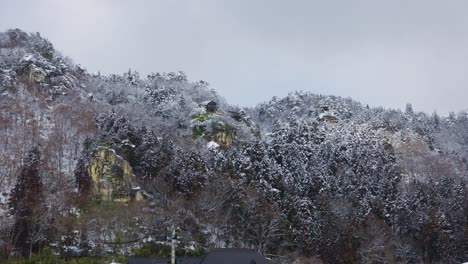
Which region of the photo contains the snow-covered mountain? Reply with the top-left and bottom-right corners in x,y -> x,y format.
1,29 -> 467,263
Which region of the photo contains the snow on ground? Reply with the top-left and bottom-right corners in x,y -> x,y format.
207,141 -> 219,150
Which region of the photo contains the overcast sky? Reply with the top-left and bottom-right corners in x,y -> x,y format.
1,0 -> 468,114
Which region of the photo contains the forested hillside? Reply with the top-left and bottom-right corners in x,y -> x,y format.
0,29 -> 467,263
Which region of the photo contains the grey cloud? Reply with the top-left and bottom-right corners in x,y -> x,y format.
1,0 -> 467,114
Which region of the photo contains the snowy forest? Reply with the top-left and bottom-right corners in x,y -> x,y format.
0,29 -> 467,263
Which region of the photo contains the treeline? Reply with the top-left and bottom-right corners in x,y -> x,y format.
0,29 -> 467,263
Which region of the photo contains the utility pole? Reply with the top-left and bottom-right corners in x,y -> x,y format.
171,225 -> 176,264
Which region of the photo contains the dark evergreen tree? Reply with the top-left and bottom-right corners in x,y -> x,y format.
74,158 -> 92,196
405,103 -> 414,115
8,147 -> 46,257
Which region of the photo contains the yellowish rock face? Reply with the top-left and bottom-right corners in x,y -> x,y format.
29,65 -> 46,83
87,146 -> 141,202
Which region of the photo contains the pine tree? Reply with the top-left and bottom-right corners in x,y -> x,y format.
405,103 -> 414,115
8,147 -> 46,257
432,111 -> 440,129
75,158 -> 92,196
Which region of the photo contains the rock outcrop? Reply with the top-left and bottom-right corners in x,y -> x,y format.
88,146 -> 143,202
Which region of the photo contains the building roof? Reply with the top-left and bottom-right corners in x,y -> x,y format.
177,257 -> 203,264
127,249 -> 270,264
127,257 -> 203,264
201,100 -> 218,112
127,258 -> 168,264
200,249 -> 270,264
